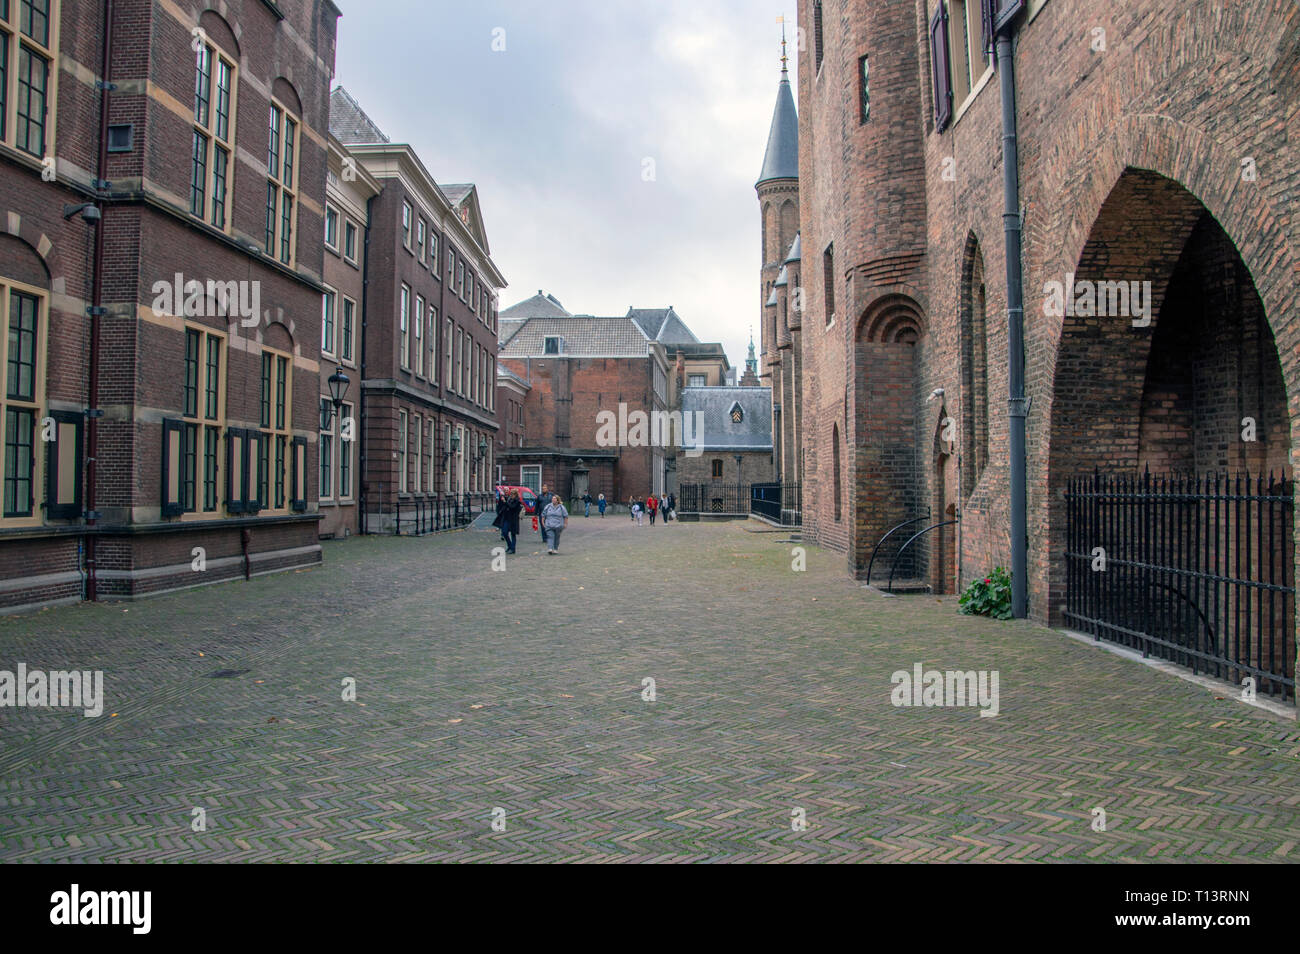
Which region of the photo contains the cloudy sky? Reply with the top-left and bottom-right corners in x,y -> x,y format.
333,0 -> 800,373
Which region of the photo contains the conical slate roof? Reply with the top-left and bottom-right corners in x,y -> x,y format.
757,71 -> 799,186
783,232 -> 801,264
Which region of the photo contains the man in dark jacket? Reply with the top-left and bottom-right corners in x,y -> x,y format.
500,492 -> 522,554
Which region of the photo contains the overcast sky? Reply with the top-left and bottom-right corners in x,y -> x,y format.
333,0 -> 800,373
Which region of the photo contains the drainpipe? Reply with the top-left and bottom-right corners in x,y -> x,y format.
84,0 -> 115,601
357,194 -> 374,533
997,26 -> 1028,618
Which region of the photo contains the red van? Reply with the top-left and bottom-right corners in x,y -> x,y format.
495,485 -> 541,515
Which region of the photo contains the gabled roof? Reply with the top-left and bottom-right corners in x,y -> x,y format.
329,87 -> 390,144
498,316 -> 655,358
439,183 -> 489,254
501,291 -> 573,320
680,386 -> 774,451
627,307 -> 700,345
757,70 -> 799,186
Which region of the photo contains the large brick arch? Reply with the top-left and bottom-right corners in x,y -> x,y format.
1037,114 -> 1298,626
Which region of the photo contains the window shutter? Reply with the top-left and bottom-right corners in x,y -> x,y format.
45,411 -> 83,520
981,0 -> 998,57
225,427 -> 247,514
290,435 -> 308,512
247,433 -> 264,514
161,419 -> 185,517
929,3 -> 953,132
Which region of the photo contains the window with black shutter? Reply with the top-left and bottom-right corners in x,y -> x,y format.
929,3 -> 954,132
44,410 -> 82,520
161,418 -> 184,517
225,427 -> 251,514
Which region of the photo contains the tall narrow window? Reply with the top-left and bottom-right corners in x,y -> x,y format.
321,289 -> 336,356
414,294 -> 425,376
813,1 -> 824,73
338,401 -> 353,499
258,348 -> 292,512
416,218 -> 426,261
191,37 -> 235,229
859,55 -> 870,123
454,327 -> 463,394
832,424 -> 842,521
179,325 -> 225,514
400,284 -> 411,369
444,318 -> 453,387
324,205 -> 339,249
430,232 -> 440,275
823,242 -> 836,324
319,398 -> 333,500
929,2 -> 954,132
340,297 -> 355,363
398,408 -> 409,494
413,414 -> 422,494
266,101 -> 299,264
1,283 -> 43,522
428,306 -> 438,384
402,201 -> 412,249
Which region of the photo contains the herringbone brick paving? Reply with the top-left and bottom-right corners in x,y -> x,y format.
0,517 -> 1296,862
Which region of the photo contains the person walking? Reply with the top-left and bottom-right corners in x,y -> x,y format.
647,492 -> 658,525
541,494 -> 568,554
501,491 -> 522,554
582,491 -> 592,517
632,497 -> 643,526
537,484 -> 549,542
597,493 -> 607,517
628,496 -> 636,522
666,493 -> 676,522
493,493 -> 509,542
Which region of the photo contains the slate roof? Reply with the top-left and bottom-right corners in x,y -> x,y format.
757,71 -> 798,185
329,87 -> 390,144
501,291 -> 572,320
783,232 -> 801,263
681,386 -> 774,450
627,307 -> 700,345
498,317 -> 654,358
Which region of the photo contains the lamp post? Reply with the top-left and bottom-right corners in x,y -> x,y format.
320,370 -> 350,429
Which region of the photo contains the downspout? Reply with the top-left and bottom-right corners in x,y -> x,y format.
997,25 -> 1028,618
357,194 -> 374,533
85,0 -> 115,601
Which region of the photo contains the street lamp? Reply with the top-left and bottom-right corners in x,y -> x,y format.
320,370 -> 350,429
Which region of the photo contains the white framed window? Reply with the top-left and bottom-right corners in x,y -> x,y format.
401,201 -> 412,249
338,400 -> 354,500
414,294 -> 425,376
398,408 -> 408,493
321,288 -> 336,356
520,465 -> 541,494
430,232 -> 440,275
416,218 -> 426,262
428,305 -> 438,384
399,283 -> 411,370
324,205 -> 339,250
427,419 -> 436,492
319,397 -> 333,501
343,221 -> 358,262
413,413 -> 422,493
340,296 -> 356,364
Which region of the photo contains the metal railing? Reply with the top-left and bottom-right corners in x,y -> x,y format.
865,512 -> 932,584
377,491 -> 493,535
750,482 -> 802,526
1064,470 -> 1295,701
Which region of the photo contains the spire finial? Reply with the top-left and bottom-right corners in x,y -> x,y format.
778,15 -> 788,73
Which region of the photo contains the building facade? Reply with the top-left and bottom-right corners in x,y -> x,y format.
329,89 -> 504,533
796,0 -> 1298,690
0,0 -> 340,611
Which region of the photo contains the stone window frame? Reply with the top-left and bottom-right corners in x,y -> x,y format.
0,276 -> 47,526
190,33 -> 236,231
265,98 -> 300,266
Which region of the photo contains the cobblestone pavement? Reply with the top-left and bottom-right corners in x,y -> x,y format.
0,516 -> 1297,863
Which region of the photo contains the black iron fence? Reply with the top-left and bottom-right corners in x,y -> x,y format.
1065,471 -> 1295,701
364,491 -> 494,535
750,482 -> 802,526
676,482 -> 802,526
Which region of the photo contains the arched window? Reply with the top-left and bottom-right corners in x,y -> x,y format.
960,237 -> 988,495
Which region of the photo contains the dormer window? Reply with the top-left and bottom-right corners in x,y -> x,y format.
729,402 -> 744,424
544,336 -> 563,355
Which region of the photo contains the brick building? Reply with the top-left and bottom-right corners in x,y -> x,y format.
0,0 -> 340,611
318,134 -> 380,538
328,89 -> 505,532
498,294 -> 672,504
795,0 -> 1298,691
677,385 -> 775,489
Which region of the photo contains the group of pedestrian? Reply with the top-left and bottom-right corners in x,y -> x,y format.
628,493 -> 674,527
494,483 -> 570,554
579,492 -> 607,517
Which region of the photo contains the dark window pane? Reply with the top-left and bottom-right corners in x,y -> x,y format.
275,435 -> 286,508
341,299 -> 353,361
0,33 -> 9,142
205,334 -> 220,419
16,47 -> 47,156
194,44 -> 211,125
265,182 -> 277,254
203,426 -> 218,510
260,353 -> 271,428
275,356 -> 287,429
7,291 -> 37,401
183,328 -> 199,417
19,0 -> 47,46
211,146 -> 227,228
215,59 -> 231,141
182,422 -> 197,512
280,194 -> 293,263
267,105 -> 280,176
190,130 -> 207,218
4,407 -> 34,516
283,117 -> 295,188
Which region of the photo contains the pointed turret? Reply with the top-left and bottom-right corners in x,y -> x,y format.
756,47 -> 799,187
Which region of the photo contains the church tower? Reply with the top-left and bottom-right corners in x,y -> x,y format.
756,29 -> 799,481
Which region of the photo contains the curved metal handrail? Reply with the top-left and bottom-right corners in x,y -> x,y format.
887,520 -> 959,593
866,513 -> 932,582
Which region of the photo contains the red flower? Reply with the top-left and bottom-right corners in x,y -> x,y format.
983,578 -> 992,584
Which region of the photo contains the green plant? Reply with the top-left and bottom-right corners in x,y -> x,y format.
958,566 -> 1013,620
